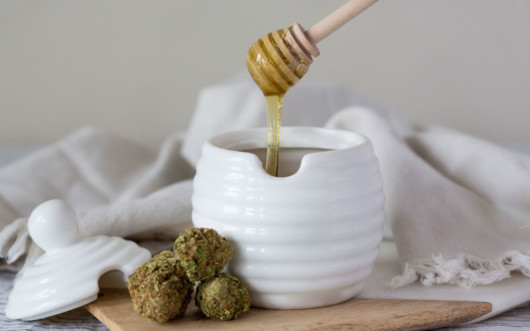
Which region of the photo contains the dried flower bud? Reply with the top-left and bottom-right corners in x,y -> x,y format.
173,228 -> 233,282
127,250 -> 193,323
195,273 -> 251,321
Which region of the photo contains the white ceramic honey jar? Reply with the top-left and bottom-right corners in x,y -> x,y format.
192,127 -> 384,309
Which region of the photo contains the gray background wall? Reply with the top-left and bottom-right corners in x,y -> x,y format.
1,0 -> 529,146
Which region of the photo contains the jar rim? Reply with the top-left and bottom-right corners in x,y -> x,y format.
208,127 -> 368,151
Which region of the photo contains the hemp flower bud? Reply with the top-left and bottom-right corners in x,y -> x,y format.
127,250 -> 193,323
173,228 -> 233,282
195,273 -> 251,321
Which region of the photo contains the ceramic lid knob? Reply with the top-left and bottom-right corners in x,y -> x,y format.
28,199 -> 79,252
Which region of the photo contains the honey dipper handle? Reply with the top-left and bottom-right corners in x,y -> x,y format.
307,0 -> 378,44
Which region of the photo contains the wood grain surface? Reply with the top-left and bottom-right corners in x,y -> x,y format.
86,289 -> 492,331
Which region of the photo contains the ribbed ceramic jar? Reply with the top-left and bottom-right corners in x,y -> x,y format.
192,127 -> 384,309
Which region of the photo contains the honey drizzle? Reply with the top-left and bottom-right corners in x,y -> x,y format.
264,95 -> 283,176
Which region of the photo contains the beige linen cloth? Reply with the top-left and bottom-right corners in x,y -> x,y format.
1,75 -> 529,316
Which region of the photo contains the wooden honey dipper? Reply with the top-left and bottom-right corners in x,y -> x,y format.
247,0 -> 378,177
246,0 -> 378,95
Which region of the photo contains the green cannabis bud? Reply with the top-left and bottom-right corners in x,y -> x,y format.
195,273 -> 251,320
127,250 -> 194,323
173,228 -> 233,282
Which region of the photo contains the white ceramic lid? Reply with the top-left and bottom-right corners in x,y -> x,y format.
5,199 -> 151,320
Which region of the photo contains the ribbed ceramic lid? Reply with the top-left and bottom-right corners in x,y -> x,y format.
5,200 -> 151,320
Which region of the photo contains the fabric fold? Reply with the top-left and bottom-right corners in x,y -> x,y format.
326,107 -> 530,288
1,75 -> 529,290
0,127 -> 194,268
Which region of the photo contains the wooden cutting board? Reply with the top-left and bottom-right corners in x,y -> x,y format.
86,289 -> 492,331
